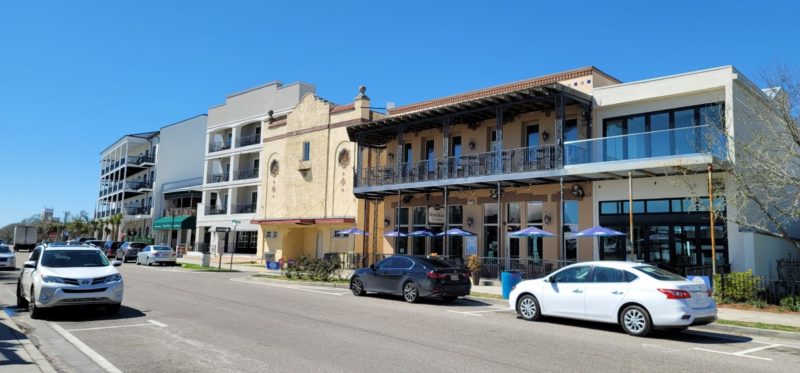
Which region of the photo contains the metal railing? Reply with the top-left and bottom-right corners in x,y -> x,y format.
208,173 -> 229,183
125,206 -> 152,215
125,180 -> 153,190
357,144 -> 558,187
682,264 -> 732,277
462,257 -> 575,280
232,202 -> 256,214
716,272 -> 800,305
128,155 -> 155,165
205,206 -> 227,215
233,168 -> 259,180
208,141 -> 231,153
163,207 -> 196,217
237,134 -> 261,147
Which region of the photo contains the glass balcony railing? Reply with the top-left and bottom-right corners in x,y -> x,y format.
563,125 -> 727,166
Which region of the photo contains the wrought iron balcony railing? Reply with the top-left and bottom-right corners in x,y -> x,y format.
232,202 -> 257,214
237,134 -> 261,147
208,173 -> 230,183
208,141 -> 232,153
205,205 -> 228,215
233,168 -> 259,180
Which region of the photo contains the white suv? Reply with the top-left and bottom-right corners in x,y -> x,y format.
17,244 -> 124,318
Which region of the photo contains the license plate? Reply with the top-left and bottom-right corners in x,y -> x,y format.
450,275 -> 459,281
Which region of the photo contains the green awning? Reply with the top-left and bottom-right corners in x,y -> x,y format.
153,215 -> 196,230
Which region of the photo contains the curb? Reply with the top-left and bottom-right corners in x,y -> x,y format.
694,322 -> 800,341
0,311 -> 57,373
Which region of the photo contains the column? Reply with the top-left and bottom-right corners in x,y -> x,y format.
442,117 -> 450,178
494,107 -> 504,174
554,93 -> 564,168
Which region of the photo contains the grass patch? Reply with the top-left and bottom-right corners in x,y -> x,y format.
716,319 -> 800,333
180,263 -> 239,272
252,274 -> 350,284
469,292 -> 504,300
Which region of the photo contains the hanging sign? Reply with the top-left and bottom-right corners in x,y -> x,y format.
428,207 -> 445,225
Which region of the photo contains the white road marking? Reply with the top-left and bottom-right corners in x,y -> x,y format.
51,322 -> 124,373
66,319 -> 168,332
446,306 -> 512,317
446,310 -> 483,317
693,347 -> 773,361
230,278 -> 346,296
733,344 -> 783,356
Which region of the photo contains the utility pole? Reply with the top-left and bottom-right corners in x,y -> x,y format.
707,164 -> 716,276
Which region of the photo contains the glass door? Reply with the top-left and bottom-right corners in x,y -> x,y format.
647,226 -> 671,266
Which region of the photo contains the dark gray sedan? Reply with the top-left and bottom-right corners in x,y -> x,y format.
115,242 -> 147,263
350,255 -> 470,303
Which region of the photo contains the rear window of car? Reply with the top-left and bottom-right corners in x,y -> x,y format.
154,246 -> 172,251
634,265 -> 686,281
416,257 -> 453,269
129,243 -> 147,249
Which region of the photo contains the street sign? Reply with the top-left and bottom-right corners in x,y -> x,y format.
215,227 -> 231,233
232,220 -> 241,225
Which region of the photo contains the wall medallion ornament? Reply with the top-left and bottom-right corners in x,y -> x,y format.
338,149 -> 350,168
270,160 -> 280,176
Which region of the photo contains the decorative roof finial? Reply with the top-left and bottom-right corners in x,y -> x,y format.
355,85 -> 368,100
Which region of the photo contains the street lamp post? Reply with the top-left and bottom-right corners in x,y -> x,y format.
230,219 -> 240,271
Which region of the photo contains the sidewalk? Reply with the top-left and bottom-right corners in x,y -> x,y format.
717,307 -> 800,328
0,311 -> 56,373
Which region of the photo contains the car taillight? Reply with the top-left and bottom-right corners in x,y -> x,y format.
658,288 -> 691,299
707,289 -> 713,297
427,271 -> 447,279
153,252 -> 160,257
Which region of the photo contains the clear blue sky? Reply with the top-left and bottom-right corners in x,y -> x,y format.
1,0 -> 798,226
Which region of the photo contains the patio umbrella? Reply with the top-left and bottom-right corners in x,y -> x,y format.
383,230 -> 407,237
435,228 -> 477,236
508,226 -> 556,237
336,227 -> 369,236
408,229 -> 435,237
573,226 -> 626,237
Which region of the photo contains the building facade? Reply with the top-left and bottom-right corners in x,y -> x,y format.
347,66 -> 799,278
252,87 -> 383,265
195,81 -> 315,255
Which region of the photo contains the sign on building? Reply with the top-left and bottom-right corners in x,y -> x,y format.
428,207 -> 445,225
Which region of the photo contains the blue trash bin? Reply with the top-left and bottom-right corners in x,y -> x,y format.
501,270 -> 522,299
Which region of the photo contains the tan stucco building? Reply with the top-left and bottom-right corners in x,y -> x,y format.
253,87 -> 384,266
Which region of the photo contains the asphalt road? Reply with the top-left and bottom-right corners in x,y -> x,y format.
2,252 -> 799,373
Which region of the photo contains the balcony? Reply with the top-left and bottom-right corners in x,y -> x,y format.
237,134 -> 260,147
126,206 -> 152,215
357,144 -> 558,188
563,125 -> 727,166
128,155 -> 155,165
209,141 -> 231,153
206,205 -> 228,215
232,202 -> 257,214
163,207 -> 197,217
126,180 -> 153,191
233,168 -> 259,181
207,172 -> 230,183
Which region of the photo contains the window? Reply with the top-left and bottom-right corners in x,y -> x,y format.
333,230 -> 350,238
395,207 -> 409,255
592,266 -> 624,283
526,201 -> 544,260
563,200 -> 579,260
394,257 -> 414,269
647,200 -> 670,213
564,119 -> 578,142
634,265 -> 686,281
265,231 -> 278,239
484,203 -> 498,225
484,203 -> 498,258
553,266 -> 591,283
412,207 -> 427,255
302,142 -> 311,161
417,257 -> 452,269
623,271 -> 638,282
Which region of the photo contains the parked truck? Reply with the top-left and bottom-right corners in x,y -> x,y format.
13,225 -> 37,252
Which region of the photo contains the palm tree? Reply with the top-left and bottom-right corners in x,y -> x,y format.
109,214 -> 123,241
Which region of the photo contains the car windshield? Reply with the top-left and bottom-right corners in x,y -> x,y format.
129,243 -> 147,249
416,257 -> 454,269
0,246 -> 11,253
41,250 -> 110,268
154,246 -> 172,251
634,265 -> 686,281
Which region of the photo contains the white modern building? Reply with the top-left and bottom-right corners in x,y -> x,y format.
96,131 -> 159,240
195,81 -> 315,255
150,115 -> 207,250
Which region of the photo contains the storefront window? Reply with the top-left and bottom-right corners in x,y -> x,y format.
484,203 -> 498,224
526,201 -> 544,260
564,200 -> 579,260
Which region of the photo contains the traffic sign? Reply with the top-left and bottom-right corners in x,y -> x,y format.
215,227 -> 231,233
232,220 -> 241,225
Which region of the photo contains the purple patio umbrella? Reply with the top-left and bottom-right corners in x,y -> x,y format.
336,227 -> 369,236
435,228 -> 477,237
408,229 -> 435,237
573,226 -> 626,237
508,226 -> 557,237
383,230 -> 407,237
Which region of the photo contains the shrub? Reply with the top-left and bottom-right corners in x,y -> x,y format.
747,299 -> 768,309
779,295 -> 800,312
281,255 -> 341,281
713,270 -> 760,303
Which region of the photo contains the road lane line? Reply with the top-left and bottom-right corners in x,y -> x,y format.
446,310 -> 483,317
230,278 -> 345,296
51,323 -> 124,373
693,347 -> 773,361
733,344 -> 782,356
66,319 -> 169,332
148,319 -> 168,327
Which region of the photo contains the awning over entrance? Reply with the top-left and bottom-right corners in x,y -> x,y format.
153,215 -> 196,230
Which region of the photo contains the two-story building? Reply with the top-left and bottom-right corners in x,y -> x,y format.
347,66 -> 799,278
251,87 -> 383,266
195,81 -> 315,256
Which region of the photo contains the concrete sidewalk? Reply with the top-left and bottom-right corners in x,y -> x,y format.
717,307 -> 800,328
0,312 -> 55,373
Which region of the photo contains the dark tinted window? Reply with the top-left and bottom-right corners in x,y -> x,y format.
0,246 -> 11,253
30,248 -> 42,262
623,271 -> 638,282
393,257 -> 414,269
129,242 -> 147,249
375,258 -> 393,269
634,265 -> 686,281
553,266 -> 591,283
592,266 -> 624,283
416,257 -> 453,269
41,250 -> 109,267
154,246 -> 172,251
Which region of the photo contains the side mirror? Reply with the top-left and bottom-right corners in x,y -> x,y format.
369,264 -> 376,271
111,260 -> 122,267
23,261 -> 36,269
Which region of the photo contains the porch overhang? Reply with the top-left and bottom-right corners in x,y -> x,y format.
347,83 -> 592,147
251,217 -> 356,226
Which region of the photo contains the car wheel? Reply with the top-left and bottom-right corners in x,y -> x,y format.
105,303 -> 121,316
620,305 -> 652,337
350,277 -> 366,296
16,281 -> 28,309
443,296 -> 458,303
517,294 -> 542,321
136,257 -> 140,265
146,258 -> 152,266
29,288 -> 44,320
403,281 -> 420,303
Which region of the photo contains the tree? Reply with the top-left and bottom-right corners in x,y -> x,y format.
672,66 -> 800,250
109,214 -> 123,241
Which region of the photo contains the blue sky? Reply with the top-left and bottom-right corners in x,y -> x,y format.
1,0 -> 798,226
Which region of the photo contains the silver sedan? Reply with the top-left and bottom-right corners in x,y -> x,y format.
136,245 -> 177,266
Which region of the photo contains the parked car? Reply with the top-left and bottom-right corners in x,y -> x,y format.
85,240 -> 106,249
136,245 -> 177,266
115,242 -> 147,263
104,241 -> 123,258
0,245 -> 16,270
509,261 -> 717,337
16,244 -> 123,319
350,255 -> 471,303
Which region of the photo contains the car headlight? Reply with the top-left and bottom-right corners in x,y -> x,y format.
42,275 -> 65,284
105,274 -> 122,283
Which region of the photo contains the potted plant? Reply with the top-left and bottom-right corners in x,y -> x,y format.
467,255 -> 481,285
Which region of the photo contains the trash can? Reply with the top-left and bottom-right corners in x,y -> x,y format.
501,270 -> 522,299
201,253 -> 211,267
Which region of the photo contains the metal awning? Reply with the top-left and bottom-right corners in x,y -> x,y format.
347,83 -> 591,147
153,215 -> 196,230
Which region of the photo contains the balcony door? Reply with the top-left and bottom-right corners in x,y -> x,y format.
424,140 -> 435,177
